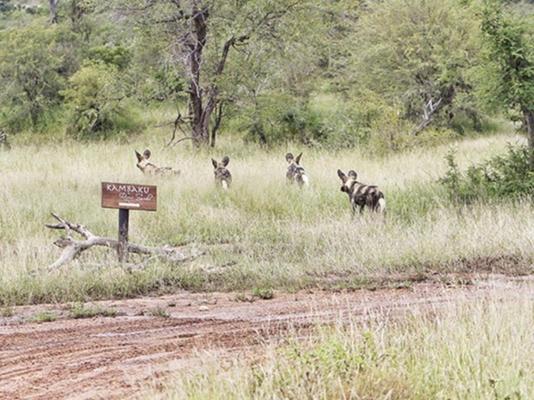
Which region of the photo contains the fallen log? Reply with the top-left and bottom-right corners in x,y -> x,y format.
46,213 -> 202,269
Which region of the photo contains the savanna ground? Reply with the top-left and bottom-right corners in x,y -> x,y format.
1,129 -> 533,399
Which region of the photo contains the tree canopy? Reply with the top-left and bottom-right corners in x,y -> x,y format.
0,0 -> 532,151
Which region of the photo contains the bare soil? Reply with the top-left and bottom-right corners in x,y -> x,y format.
1,276 -> 532,400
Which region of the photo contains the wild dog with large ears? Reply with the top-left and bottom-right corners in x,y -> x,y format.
337,169 -> 386,215
285,152 -> 309,187
212,156 -> 232,190
135,149 -> 180,176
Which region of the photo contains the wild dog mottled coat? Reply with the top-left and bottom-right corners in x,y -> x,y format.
337,169 -> 386,214
212,156 -> 232,190
285,152 -> 309,187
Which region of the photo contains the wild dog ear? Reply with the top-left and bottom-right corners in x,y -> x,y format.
143,149 -> 151,160
337,169 -> 347,183
295,152 -> 303,165
348,170 -> 358,179
135,150 -> 143,162
285,153 -> 294,163
211,158 -> 218,169
222,156 -> 230,167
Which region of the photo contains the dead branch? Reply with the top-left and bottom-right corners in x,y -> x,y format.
46,213 -> 203,269
169,136 -> 196,148
165,112 -> 196,147
411,97 -> 443,136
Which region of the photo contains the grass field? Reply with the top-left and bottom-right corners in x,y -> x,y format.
150,292 -> 534,400
0,131 -> 532,305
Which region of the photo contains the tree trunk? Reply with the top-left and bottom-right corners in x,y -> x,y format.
524,109 -> 534,169
210,102 -> 223,148
188,4 -> 209,146
49,0 -> 59,23
186,3 -> 246,147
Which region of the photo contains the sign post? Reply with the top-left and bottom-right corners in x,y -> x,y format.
118,208 -> 129,262
101,182 -> 157,262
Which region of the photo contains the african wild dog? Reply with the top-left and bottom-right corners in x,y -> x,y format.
212,156 -> 232,190
285,152 -> 309,187
135,149 -> 180,176
337,169 -> 386,215
0,130 -> 11,151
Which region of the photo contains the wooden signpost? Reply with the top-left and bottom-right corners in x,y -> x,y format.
101,182 -> 157,262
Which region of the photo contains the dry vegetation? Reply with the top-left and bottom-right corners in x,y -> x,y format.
0,131 -> 532,305
149,291 -> 534,400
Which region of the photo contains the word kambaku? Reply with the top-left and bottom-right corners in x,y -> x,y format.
101,182 -> 157,211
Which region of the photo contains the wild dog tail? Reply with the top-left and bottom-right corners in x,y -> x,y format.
301,174 -> 309,186
377,193 -> 386,213
222,180 -> 229,190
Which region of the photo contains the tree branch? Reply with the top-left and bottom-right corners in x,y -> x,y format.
46,213 -> 203,269
411,97 -> 443,136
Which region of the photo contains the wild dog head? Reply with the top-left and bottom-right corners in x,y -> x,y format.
211,156 -> 232,190
285,152 -> 309,187
135,149 -> 180,176
337,169 -> 386,214
337,169 -> 358,195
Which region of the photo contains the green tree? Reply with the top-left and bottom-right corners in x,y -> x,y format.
0,24 -> 66,130
480,0 -> 534,166
63,62 -> 137,138
119,0 -> 312,147
349,0 -> 481,135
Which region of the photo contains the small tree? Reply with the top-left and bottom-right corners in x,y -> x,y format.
63,62 -> 137,139
0,24 -> 66,131
480,0 -> 534,167
349,0 -> 481,134
120,0 -> 307,147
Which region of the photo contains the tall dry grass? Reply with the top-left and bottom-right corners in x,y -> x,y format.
0,132 -> 531,305
148,289 -> 534,400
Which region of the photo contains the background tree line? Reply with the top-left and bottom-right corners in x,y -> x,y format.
0,0 -> 532,153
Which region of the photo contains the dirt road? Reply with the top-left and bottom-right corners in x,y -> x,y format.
0,278 -> 532,400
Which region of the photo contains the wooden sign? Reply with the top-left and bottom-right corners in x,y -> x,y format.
101,182 -> 158,262
101,182 -> 157,211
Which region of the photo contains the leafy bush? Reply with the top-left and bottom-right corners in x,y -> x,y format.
0,24 -> 67,131
350,0 -> 481,132
440,145 -> 534,203
63,62 -> 141,139
238,90 -> 459,151
87,45 -> 132,70
241,93 -> 371,148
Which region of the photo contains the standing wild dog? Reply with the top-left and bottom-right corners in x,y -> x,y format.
212,156 -> 232,190
285,152 -> 309,187
135,149 -> 180,176
337,169 -> 386,215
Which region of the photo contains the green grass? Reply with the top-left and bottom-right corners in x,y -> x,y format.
0,132 -> 532,305
252,287 -> 274,300
145,307 -> 170,318
68,303 -> 118,319
0,306 -> 14,317
150,294 -> 534,399
31,311 -> 57,323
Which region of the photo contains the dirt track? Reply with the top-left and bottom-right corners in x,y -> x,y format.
1,278 -> 532,400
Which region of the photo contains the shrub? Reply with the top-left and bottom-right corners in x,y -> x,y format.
63,62 -> 141,139
0,24 -> 67,131
440,145 -> 534,203
241,92 -> 371,148
87,45 -> 131,70
252,287 -> 274,300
